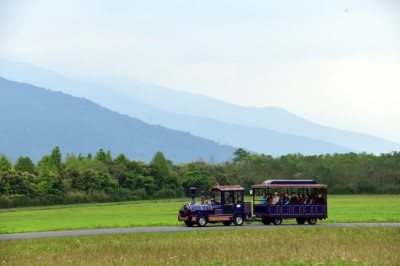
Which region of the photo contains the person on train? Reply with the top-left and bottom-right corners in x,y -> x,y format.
267,193 -> 273,204
260,192 -> 267,204
280,193 -> 290,205
272,191 -> 280,204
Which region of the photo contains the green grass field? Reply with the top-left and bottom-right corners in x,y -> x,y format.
1,196 -> 399,265
0,195 -> 399,234
1,227 -> 399,265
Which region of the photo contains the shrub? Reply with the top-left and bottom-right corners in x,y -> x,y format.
88,190 -> 111,202
153,188 -> 177,199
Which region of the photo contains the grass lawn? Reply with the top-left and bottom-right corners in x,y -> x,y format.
326,195 -> 400,223
0,195 -> 399,234
0,199 -> 186,234
1,227 -> 399,265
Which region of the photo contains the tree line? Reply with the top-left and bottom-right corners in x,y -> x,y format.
0,147 -> 399,208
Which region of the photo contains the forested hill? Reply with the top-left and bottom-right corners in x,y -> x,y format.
0,77 -> 236,163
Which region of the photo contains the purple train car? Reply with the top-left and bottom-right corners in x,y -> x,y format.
178,180 -> 327,227
178,185 -> 252,227
252,180 -> 328,225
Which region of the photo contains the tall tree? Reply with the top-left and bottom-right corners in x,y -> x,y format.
0,155 -> 12,172
232,148 -> 250,164
95,148 -> 113,165
150,151 -> 172,185
150,151 -> 181,194
50,146 -> 62,172
14,156 -> 35,174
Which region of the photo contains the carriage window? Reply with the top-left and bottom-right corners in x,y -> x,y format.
224,191 -> 243,204
235,191 -> 243,204
225,191 -> 235,204
211,191 -> 221,204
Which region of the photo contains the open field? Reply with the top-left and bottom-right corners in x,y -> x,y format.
0,195 -> 399,234
1,227 -> 399,265
326,195 -> 400,223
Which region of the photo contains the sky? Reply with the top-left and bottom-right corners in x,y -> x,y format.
0,0 -> 399,143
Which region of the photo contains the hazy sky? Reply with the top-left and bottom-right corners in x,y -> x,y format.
1,0 -> 399,143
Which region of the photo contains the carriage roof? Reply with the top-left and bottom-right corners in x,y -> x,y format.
252,180 -> 327,189
211,185 -> 244,192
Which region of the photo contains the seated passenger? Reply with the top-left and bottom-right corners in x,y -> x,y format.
304,194 -> 312,204
293,194 -> 300,204
272,192 -> 280,204
267,193 -> 273,204
260,192 -> 267,205
311,194 -> 318,204
280,193 -> 290,205
291,192 -> 297,203
301,194 -> 306,202
315,194 -> 325,204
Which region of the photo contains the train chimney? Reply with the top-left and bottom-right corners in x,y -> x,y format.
190,187 -> 196,204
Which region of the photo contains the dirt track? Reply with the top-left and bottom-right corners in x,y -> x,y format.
1,223 -> 399,241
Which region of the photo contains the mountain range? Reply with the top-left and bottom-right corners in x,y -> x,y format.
0,77 -> 235,163
0,58 -> 399,162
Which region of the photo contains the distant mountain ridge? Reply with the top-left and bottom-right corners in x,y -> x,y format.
1,58 -> 399,155
0,77 -> 236,163
112,79 -> 400,154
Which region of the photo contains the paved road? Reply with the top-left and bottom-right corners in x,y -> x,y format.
1,223 -> 399,241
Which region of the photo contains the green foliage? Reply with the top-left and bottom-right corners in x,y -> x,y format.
32,175 -> 66,196
180,166 -> 214,196
72,169 -> 102,192
232,148 -> 251,164
37,155 -> 58,178
150,151 -> 172,184
150,151 -> 181,192
95,148 -> 113,165
0,169 -> 34,196
0,155 -> 12,172
49,146 -> 62,172
153,188 -> 178,199
1,147 -> 400,208
14,156 -> 35,173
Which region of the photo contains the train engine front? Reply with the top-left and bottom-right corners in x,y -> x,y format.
178,187 -> 212,227
178,185 -> 252,227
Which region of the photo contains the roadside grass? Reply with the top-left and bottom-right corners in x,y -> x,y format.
0,195 -> 399,234
0,199 -> 186,234
1,227 -> 399,265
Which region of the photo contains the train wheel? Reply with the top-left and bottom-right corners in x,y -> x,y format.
184,221 -> 194,227
233,214 -> 244,226
222,221 -> 232,226
196,215 -> 208,227
307,218 -> 317,225
296,218 -> 306,225
273,218 -> 282,225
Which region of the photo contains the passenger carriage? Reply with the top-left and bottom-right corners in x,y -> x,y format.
252,180 -> 328,225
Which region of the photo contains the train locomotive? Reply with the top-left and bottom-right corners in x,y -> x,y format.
178,185 -> 252,227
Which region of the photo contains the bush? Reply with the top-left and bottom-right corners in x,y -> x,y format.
88,190 -> 111,202
153,188 -> 177,199
357,181 -> 376,193
329,185 -> 356,194
376,184 -> 400,194
64,191 -> 90,204
131,188 -> 149,200
0,194 -> 33,208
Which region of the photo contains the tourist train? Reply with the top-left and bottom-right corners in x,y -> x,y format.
178,180 -> 328,227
